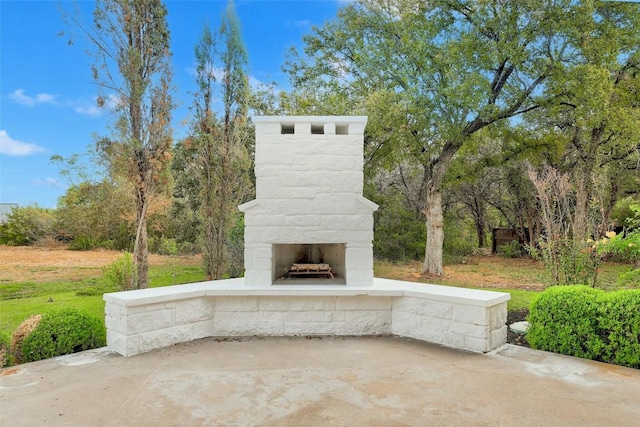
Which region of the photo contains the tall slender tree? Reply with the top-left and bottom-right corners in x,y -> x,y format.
186,0 -> 251,280
87,0 -> 174,288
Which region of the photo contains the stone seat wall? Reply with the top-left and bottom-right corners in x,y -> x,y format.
104,279 -> 510,357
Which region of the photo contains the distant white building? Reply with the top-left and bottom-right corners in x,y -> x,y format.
0,203 -> 18,224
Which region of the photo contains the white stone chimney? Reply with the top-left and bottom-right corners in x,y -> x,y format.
239,116 -> 378,287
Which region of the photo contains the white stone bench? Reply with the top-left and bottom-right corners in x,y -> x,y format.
104,278 -> 510,357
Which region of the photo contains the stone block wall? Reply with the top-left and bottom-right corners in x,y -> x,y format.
105,292 -> 393,356
391,296 -> 508,352
104,279 -> 510,357
239,116 -> 378,287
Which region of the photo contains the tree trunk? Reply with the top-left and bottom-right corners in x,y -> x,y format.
474,197 -> 486,248
203,179 -> 215,281
132,170 -> 151,289
133,197 -> 149,289
135,216 -> 149,289
422,186 -> 445,275
420,141 -> 461,276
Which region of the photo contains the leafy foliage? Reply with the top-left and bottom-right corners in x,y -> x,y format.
601,205 -> 640,265
369,191 -> 425,262
498,241 -> 525,259
286,0 -> 578,275
103,252 -> 136,291
528,285 -> 640,368
148,237 -> 178,256
442,214 -> 476,258
0,206 -> 57,246
598,290 -> 640,368
20,309 -> 106,363
56,179 -> 134,250
527,286 -> 603,359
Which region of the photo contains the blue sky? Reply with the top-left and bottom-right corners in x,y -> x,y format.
0,0 -> 342,208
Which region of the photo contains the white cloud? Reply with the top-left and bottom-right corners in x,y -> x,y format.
9,89 -> 57,107
186,64 -> 226,81
287,19 -> 311,28
73,94 -> 120,117
32,177 -> 63,188
75,102 -> 102,117
0,130 -> 46,156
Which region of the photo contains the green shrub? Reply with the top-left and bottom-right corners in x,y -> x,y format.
598,290 -> 640,368
528,285 -> 640,368
103,252 -> 136,291
0,205 -> 56,246
149,237 -> 178,256
69,236 -> 101,250
20,309 -> 106,363
527,286 -> 604,360
498,240 -> 525,258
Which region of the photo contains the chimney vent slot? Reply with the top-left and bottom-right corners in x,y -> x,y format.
336,124 -> 349,135
311,124 -> 325,135
281,123 -> 295,134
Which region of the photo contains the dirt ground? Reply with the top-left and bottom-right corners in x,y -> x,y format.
378,256 -> 546,291
0,246 -> 200,283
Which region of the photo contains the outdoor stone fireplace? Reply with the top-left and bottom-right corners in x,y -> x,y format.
103,115 -> 510,357
239,116 -> 378,286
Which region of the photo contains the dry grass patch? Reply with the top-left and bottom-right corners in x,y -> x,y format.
0,245 -> 201,283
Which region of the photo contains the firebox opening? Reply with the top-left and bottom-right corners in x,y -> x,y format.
272,243 -> 346,285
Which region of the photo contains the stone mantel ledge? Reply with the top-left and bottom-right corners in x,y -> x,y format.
103,278 -> 510,307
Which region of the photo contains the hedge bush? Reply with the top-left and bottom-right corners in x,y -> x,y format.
598,290 -> 640,368
19,309 -> 106,363
527,285 -> 640,368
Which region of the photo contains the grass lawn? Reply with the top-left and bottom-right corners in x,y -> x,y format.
0,264 -> 205,338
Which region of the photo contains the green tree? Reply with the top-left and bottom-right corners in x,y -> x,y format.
286,0 -> 571,275
51,152 -> 134,250
531,1 -> 640,243
0,206 -> 56,246
522,1 -> 640,287
56,180 -> 133,248
81,0 -> 174,288
185,0 -> 251,279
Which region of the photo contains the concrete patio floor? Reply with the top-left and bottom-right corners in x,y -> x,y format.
1,337 -> 639,426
